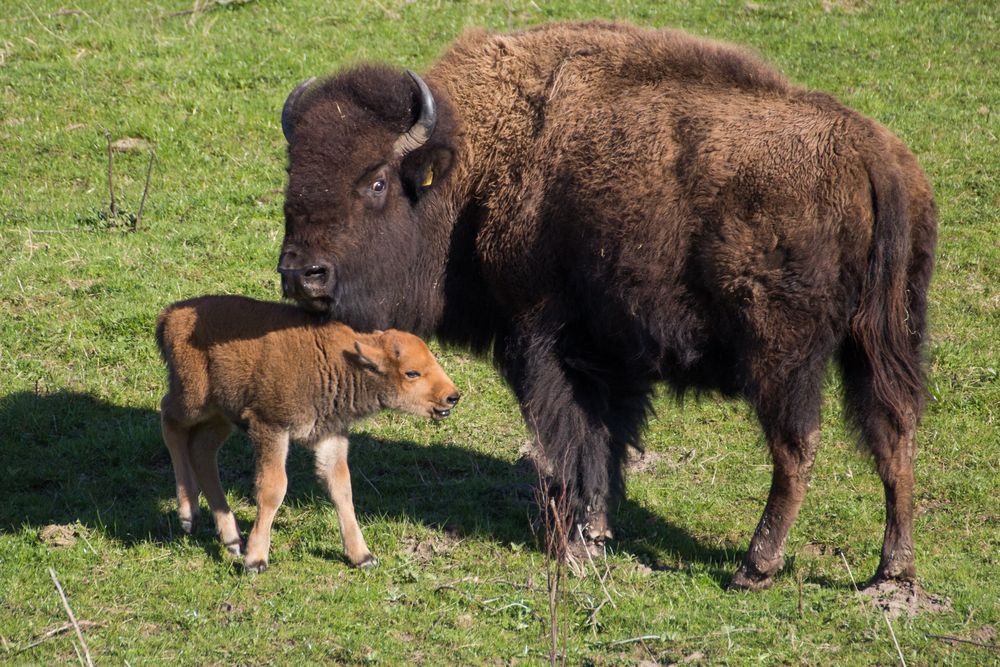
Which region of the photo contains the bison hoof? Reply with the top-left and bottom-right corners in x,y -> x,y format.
354,554 -> 379,569
871,561 -> 917,585
244,558 -> 268,574
865,571 -> 917,590
567,537 -> 604,562
727,565 -> 775,591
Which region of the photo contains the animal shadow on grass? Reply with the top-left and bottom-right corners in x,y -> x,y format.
0,390 -> 735,582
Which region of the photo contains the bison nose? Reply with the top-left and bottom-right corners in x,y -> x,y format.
278,263 -> 330,299
445,393 -> 460,406
301,265 -> 329,289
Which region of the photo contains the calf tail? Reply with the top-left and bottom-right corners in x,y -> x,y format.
845,144 -> 928,430
155,307 -> 173,364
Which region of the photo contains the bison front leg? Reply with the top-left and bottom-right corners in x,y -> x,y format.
500,321 -> 646,553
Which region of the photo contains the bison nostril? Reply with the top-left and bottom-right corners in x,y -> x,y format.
302,265 -> 328,286
446,394 -> 460,406
277,264 -> 331,301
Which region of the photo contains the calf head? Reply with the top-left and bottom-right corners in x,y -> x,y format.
350,330 -> 460,420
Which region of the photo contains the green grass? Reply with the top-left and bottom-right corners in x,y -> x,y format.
1,0 -> 998,664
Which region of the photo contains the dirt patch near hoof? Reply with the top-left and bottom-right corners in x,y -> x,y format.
627,447 -> 667,473
862,579 -> 951,618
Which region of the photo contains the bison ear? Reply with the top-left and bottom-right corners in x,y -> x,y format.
400,147 -> 454,202
349,340 -> 387,375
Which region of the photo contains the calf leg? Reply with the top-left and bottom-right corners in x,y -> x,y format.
160,407 -> 201,534
314,434 -> 376,568
186,416 -> 241,556
244,425 -> 290,573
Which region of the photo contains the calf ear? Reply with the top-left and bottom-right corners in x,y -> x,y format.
348,340 -> 386,374
379,330 -> 405,360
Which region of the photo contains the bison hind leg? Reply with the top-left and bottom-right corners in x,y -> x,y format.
839,339 -> 919,584
729,353 -> 827,591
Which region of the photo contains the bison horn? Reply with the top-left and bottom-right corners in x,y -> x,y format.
392,70 -> 437,159
281,76 -> 317,143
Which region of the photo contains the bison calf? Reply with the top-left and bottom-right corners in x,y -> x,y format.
156,295 -> 460,572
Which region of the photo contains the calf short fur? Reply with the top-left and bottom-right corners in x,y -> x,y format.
156,295 -> 460,571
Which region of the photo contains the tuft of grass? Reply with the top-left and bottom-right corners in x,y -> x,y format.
1,1 -> 998,664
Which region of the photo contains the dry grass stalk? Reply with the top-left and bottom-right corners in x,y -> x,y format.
533,459 -> 574,667
135,151 -> 156,230
838,550 -> 906,667
48,568 -> 94,667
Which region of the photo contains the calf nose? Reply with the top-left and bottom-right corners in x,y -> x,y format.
445,393 -> 460,406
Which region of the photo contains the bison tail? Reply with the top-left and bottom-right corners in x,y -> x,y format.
843,147 -> 928,431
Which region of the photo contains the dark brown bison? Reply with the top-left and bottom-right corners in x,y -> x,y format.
276,21 -> 936,590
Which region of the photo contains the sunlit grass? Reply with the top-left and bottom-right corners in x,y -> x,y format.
1,1 -> 997,664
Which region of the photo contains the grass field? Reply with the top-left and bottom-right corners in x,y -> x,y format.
1,0 -> 998,664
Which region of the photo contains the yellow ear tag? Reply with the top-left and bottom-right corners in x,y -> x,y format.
421,168 -> 434,187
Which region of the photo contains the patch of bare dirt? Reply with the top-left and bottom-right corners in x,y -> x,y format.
800,541 -> 838,557
916,498 -> 950,516
972,624 -> 997,644
110,137 -> 151,153
821,0 -> 869,14
400,531 -> 460,564
862,579 -> 952,619
38,524 -> 78,548
627,446 -> 667,473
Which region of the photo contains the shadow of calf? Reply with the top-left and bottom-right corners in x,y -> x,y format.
0,390 -> 738,581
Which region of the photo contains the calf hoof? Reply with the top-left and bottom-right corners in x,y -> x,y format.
244,558 -> 268,574
353,554 -> 379,569
224,538 -> 244,558
727,564 -> 775,591
179,515 -> 197,535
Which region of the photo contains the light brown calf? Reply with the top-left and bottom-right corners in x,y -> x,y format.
156,295 -> 460,572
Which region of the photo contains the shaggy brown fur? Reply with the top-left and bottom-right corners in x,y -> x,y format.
156,295 -> 460,571
277,21 -> 936,590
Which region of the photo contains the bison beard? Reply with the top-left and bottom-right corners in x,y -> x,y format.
277,21 -> 936,590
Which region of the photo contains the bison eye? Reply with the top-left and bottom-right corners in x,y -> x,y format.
405,370 -> 421,379
371,179 -> 386,193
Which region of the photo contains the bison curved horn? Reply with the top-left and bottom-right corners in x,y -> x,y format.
281,76 -> 317,143
392,70 -> 437,159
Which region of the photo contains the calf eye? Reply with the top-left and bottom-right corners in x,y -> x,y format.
371,179 -> 386,193
405,370 -> 421,378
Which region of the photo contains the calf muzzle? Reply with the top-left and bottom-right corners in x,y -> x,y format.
432,393 -> 461,419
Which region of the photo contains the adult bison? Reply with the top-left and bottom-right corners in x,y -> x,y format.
276,21 -> 936,590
